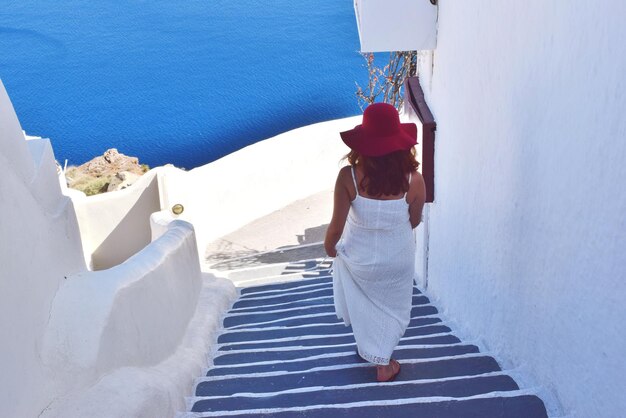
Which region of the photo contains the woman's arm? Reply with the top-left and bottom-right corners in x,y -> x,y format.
324,167 -> 352,257
408,171 -> 427,229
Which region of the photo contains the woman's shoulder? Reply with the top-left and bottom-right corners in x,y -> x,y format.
409,169 -> 424,183
339,164 -> 353,175
338,165 -> 357,200
338,165 -> 355,182
407,169 -> 426,201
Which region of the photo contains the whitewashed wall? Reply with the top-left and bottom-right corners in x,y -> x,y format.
73,171 -> 160,270
41,220 -> 202,399
158,117 -> 356,261
419,2 -> 626,417
0,80 -> 86,418
0,80 -> 236,418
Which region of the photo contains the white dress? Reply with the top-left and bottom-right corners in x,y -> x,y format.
333,167 -> 415,365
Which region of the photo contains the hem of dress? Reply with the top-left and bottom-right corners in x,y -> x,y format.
357,348 -> 390,365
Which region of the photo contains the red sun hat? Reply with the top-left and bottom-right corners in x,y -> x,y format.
340,102 -> 417,157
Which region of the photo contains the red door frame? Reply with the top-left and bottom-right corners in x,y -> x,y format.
404,76 -> 436,203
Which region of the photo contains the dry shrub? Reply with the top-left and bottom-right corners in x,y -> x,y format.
355,51 -> 417,111
65,166 -> 112,196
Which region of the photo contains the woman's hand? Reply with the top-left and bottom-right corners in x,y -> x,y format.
324,239 -> 338,258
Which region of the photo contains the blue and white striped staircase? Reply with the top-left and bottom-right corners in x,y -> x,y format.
181,257 -> 548,417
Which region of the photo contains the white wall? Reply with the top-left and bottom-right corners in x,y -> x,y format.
1,80 -> 233,418
40,272 -> 237,418
0,80 -> 86,418
42,220 -> 202,396
73,171 -> 161,270
158,117 -> 356,261
419,2 -> 626,417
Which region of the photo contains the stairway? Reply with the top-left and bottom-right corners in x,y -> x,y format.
181,257 -> 548,417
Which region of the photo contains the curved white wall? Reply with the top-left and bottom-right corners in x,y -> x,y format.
42,220 -> 202,394
420,2 -> 626,417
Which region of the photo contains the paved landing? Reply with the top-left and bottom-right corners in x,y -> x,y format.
205,190 -> 332,271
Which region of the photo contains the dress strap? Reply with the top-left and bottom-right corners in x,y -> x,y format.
351,166 -> 359,196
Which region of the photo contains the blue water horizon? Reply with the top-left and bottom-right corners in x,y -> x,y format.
0,1 -> 367,169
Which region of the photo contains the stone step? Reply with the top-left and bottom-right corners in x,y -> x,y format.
224,305 -> 337,327
238,281 -> 333,300
231,270 -> 331,289
232,288 -> 335,309
207,344 -> 479,377
225,312 -> 343,330
217,317 -> 443,344
239,270 -> 333,297
187,394 -> 548,418
239,275 -> 333,296
224,295 -> 429,327
226,306 -> 438,330
223,256 -> 329,281
231,286 -> 423,315
190,374 -> 520,413
214,331 -> 457,366
229,295 -> 335,314
218,323 -> 450,351
197,356 -> 502,397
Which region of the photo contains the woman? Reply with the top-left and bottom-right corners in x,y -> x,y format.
324,103 -> 426,382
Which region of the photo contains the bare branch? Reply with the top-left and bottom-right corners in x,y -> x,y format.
355,51 -> 417,111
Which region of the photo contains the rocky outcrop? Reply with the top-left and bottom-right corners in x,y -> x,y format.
107,171 -> 142,192
81,149 -> 145,177
65,149 -> 148,196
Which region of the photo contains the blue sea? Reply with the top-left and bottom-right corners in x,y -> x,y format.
0,1 -> 366,169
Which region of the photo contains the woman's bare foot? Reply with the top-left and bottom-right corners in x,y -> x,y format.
376,359 -> 401,382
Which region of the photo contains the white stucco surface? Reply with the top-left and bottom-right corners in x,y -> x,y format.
72,170 -> 161,270
354,0 -> 437,52
417,2 -> 626,417
157,117 -> 356,261
42,220 -> 202,391
1,80 -> 239,418
41,274 -> 237,418
0,80 -> 86,418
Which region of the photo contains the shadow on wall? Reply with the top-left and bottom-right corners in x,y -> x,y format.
207,223 -> 329,271
91,176 -> 160,270
296,224 -> 328,245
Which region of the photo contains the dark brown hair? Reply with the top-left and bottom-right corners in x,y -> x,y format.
345,148 -> 419,197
